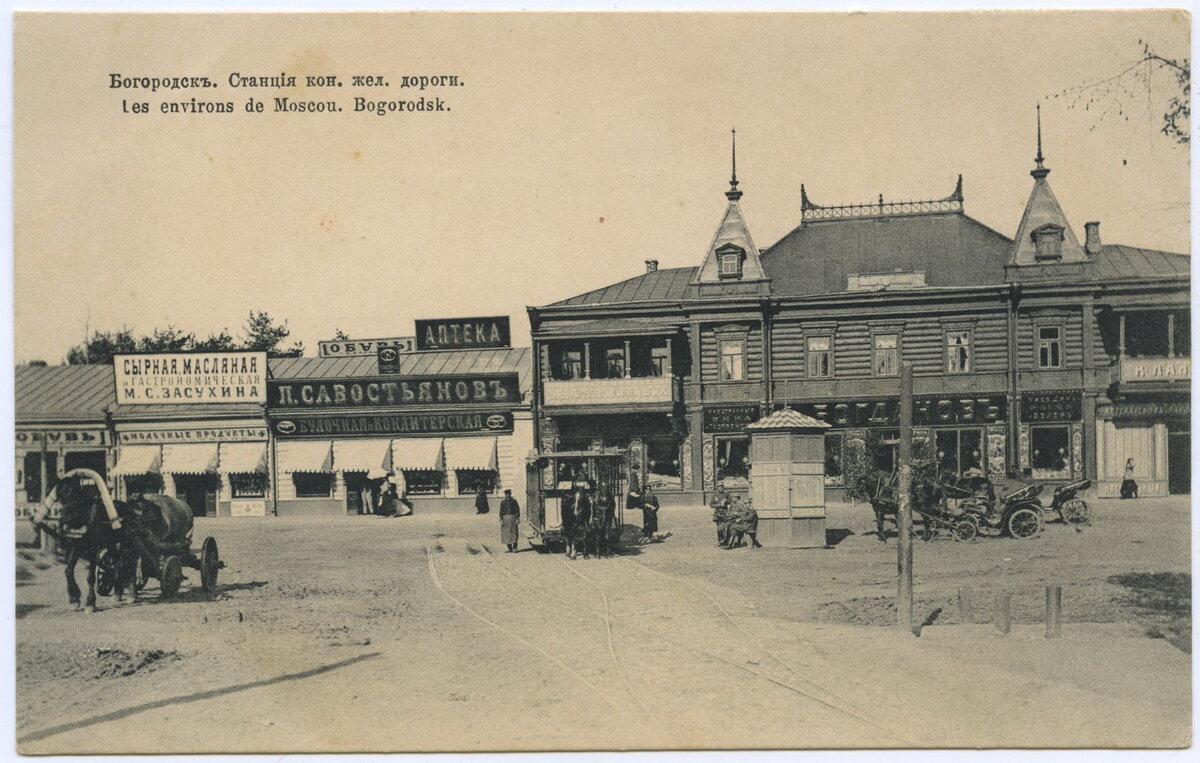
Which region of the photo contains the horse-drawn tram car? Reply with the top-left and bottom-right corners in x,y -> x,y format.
524,448 -> 629,555
33,468 -> 224,610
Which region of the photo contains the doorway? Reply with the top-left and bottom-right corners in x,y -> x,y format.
1168,424 -> 1190,495
174,474 -> 219,517
345,471 -> 372,514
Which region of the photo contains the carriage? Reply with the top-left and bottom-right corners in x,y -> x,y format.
41,468 -> 224,601
1047,479 -> 1092,525
867,470 -> 980,542
524,448 -> 629,553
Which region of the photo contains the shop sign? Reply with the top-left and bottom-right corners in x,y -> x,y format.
269,373 -> 520,409
793,396 -> 1007,428
113,352 -> 266,405
230,499 -> 267,517
703,405 -> 761,433
118,427 -> 268,444
16,428 -> 109,447
1020,391 -> 1082,423
1107,402 -> 1191,420
377,346 -> 402,375
1120,357 -> 1190,384
273,411 -> 513,437
318,337 -> 415,358
415,316 -> 511,351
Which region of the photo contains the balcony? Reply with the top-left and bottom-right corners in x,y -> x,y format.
1119,356 -> 1190,385
542,376 -> 678,412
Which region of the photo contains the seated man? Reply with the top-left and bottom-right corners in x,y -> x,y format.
726,498 -> 762,550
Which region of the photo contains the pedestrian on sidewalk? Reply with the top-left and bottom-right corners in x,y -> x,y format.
475,486 -> 491,514
499,489 -> 521,552
1120,458 -> 1139,499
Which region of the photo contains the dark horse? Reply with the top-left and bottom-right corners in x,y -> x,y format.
586,490 -> 617,559
560,488 -> 592,560
866,468 -> 946,543
38,475 -> 136,612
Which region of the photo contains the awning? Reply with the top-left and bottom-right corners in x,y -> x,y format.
217,442 -> 267,474
277,441 -> 333,473
110,445 -> 162,476
444,437 -> 499,471
160,443 -> 219,475
333,439 -> 392,478
391,438 -> 444,471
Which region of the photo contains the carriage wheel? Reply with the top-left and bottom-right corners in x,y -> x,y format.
953,519 -> 978,543
1061,498 -> 1091,525
160,556 -> 183,599
200,537 -> 220,593
1007,508 -> 1042,539
95,548 -> 118,597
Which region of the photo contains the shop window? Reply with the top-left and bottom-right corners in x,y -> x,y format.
650,346 -> 671,377
456,470 -> 497,495
935,429 -> 984,480
807,335 -> 832,378
230,473 -> 267,498
559,349 -> 584,380
715,437 -> 750,489
1037,326 -> 1062,368
873,333 -> 899,376
719,338 -> 745,381
945,330 -> 972,373
824,432 -> 845,486
402,470 -> 443,495
645,439 -> 682,490
874,429 -> 900,473
22,452 -> 58,503
124,473 -> 163,496
1030,427 -> 1071,477
64,451 -> 107,481
1172,312 -> 1190,357
293,472 -> 333,498
604,348 -> 626,379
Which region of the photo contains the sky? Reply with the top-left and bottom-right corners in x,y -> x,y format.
13,10 -> 1190,363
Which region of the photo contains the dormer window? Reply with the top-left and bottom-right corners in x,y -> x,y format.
715,243 -> 746,279
1032,223 -> 1065,261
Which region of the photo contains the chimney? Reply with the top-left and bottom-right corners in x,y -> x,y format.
1084,221 -> 1102,255
644,259 -> 659,273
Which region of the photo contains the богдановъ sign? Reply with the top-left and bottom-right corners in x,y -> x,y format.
113,352 -> 267,405
415,316 -> 511,351
268,373 -> 520,408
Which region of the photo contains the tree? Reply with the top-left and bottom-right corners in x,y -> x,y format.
242,311 -> 304,357
332,328 -> 351,341
137,326 -> 195,353
194,329 -> 238,352
67,328 -> 137,365
1052,40 -> 1190,145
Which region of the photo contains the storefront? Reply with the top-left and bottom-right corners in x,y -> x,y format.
267,352 -> 533,515
543,412 -> 688,494
1018,391 -> 1084,483
701,404 -> 762,492
1095,398 -> 1189,497
15,426 -> 111,519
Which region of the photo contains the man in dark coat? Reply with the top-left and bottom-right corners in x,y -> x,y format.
499,489 -> 520,552
641,485 -> 660,542
475,486 -> 491,514
710,483 -> 732,546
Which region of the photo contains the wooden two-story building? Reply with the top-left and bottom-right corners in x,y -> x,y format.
527,138 -> 1189,504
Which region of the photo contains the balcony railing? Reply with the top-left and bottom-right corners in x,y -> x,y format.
1119,356 -> 1191,384
543,376 -> 677,407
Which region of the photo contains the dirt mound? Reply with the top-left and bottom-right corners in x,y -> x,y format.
19,646 -> 182,681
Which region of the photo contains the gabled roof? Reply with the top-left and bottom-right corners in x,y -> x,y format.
269,347 -> 535,398
761,212 -> 1013,296
1010,175 -> 1086,265
547,266 -> 696,307
15,364 -> 114,423
693,200 -> 766,283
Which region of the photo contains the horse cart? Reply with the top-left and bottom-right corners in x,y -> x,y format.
37,468 -> 225,604
867,470 -> 980,542
524,448 -> 629,554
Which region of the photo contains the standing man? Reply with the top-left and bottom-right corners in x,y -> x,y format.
641,485 -> 660,543
710,482 -> 731,546
499,489 -> 521,552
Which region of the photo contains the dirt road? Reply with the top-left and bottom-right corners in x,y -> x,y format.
15,497 -> 1191,752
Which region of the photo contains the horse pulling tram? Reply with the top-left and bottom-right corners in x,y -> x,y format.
524,448 -> 629,556
34,468 -> 224,609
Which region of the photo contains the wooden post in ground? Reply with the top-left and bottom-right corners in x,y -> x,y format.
957,586 -> 972,624
995,592 -> 1013,634
1045,584 -> 1062,638
896,363 -> 914,634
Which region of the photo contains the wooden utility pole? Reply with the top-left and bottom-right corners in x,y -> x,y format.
897,363 -> 914,633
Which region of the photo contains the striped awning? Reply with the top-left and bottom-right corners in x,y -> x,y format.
160,443 -> 219,475
110,445 -> 162,476
277,441 -> 333,473
334,439 -> 392,478
217,442 -> 268,474
443,437 -> 498,471
391,438 -> 444,471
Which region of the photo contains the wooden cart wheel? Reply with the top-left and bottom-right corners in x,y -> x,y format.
953,518 -> 978,543
200,537 -> 220,593
160,556 -> 183,599
1061,498 -> 1091,525
1007,508 -> 1042,539
95,548 -> 118,596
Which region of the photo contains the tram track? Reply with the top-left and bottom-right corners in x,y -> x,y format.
479,545 -> 910,744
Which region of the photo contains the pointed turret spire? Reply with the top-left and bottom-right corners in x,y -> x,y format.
726,128 -> 742,201
1032,102 -> 1050,180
